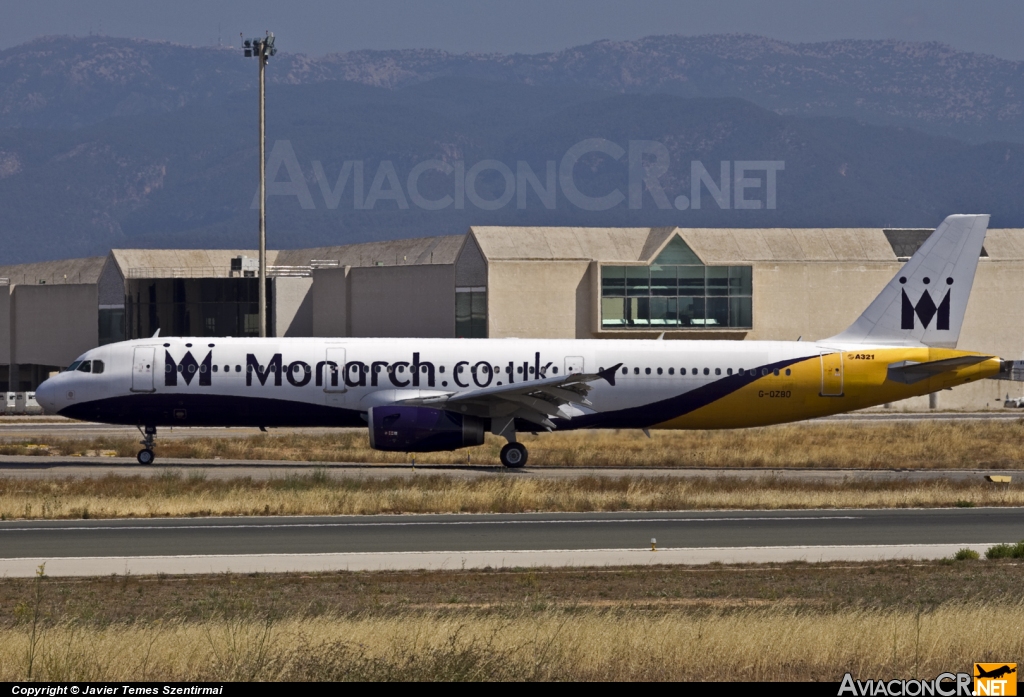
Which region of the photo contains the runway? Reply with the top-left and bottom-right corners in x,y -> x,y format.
1,508 -> 1020,576
0,409 -> 1020,440
0,455 -> 1016,482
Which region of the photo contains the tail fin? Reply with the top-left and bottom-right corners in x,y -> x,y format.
827,214 -> 989,348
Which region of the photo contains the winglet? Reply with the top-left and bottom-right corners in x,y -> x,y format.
152,328 -> 161,338
599,363 -> 623,387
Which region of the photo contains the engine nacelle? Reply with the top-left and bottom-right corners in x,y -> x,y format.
368,405 -> 485,452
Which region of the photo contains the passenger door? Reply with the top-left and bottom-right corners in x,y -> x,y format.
819,352 -> 844,397
324,346 -> 347,393
131,347 -> 156,393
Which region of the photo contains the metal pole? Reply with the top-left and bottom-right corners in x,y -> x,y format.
258,46 -> 267,338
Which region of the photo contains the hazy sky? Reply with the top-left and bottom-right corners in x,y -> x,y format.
4,0 -> 1024,61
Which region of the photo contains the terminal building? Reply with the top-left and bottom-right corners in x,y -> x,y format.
1,225 -> 1023,411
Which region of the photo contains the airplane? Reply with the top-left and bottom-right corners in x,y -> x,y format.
35,214 -> 1022,468
975,665 -> 1016,680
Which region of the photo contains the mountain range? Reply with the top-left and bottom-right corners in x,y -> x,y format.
0,34 -> 1022,263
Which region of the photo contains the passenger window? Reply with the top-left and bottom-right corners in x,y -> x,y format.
92,360 -> 104,374
773,369 -> 780,376
785,369 -> 791,376
691,368 -> 697,375
621,367 -> 627,375
235,365 -> 241,372
668,368 -> 674,375
645,368 -> 651,375
715,368 -> 721,375
77,361 -> 91,373
213,365 -> 219,372
634,367 -> 640,375
727,368 -> 733,375
552,367 -> 558,374
657,368 -> 663,375
703,368 -> 709,375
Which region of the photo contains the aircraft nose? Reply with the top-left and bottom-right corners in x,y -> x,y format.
35,377 -> 58,414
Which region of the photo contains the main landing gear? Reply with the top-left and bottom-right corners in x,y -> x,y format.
136,425 -> 157,465
499,442 -> 528,468
494,417 -> 528,468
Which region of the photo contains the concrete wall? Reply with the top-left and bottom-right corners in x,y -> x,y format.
748,262 -> 900,342
312,266 -> 350,337
272,276 -> 314,337
0,284 -> 10,365
938,260 -> 1024,409
12,284 -> 98,367
96,257 -> 125,308
455,237 -> 487,287
487,260 -> 589,339
349,265 -> 455,338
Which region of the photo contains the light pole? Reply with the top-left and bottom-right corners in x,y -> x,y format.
242,32 -> 277,337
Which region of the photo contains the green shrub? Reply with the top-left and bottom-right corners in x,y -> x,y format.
953,548 -> 980,561
985,540 -> 1024,559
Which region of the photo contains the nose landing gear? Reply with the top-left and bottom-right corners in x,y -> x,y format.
136,425 -> 157,465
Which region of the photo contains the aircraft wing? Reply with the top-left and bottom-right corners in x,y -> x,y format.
397,363 -> 623,429
886,356 -> 993,385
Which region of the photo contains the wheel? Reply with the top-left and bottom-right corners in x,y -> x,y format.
500,443 -> 528,468
137,448 -> 155,465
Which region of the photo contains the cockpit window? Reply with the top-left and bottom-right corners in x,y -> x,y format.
66,361 -> 82,372
76,361 -> 92,373
92,360 -> 105,374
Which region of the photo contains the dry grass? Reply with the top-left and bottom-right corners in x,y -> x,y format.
4,560 -> 1021,624
1,472 -> 1023,519
1,603 -> 1021,681
5,420 -> 1024,468
4,561 -> 1021,681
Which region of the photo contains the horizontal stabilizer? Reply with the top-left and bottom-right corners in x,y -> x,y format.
886,355 -> 992,385
988,359 -> 1024,382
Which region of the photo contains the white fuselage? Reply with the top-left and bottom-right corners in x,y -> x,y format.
38,336 -> 829,429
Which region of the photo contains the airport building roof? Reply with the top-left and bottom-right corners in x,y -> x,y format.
274,235 -> 464,268
2,227 -> 1024,287
468,226 -> 1024,264
99,235 -> 466,280
0,256 -> 106,287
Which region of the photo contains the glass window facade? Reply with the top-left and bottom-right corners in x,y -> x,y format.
98,308 -> 125,346
455,288 -> 487,338
600,237 -> 752,329
125,278 -> 272,339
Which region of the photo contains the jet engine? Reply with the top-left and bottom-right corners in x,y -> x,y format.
368,405 -> 485,452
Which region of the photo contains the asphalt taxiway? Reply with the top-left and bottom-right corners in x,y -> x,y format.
0,455 -> 1017,482
1,508 -> 1020,577
0,409 -> 1021,441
